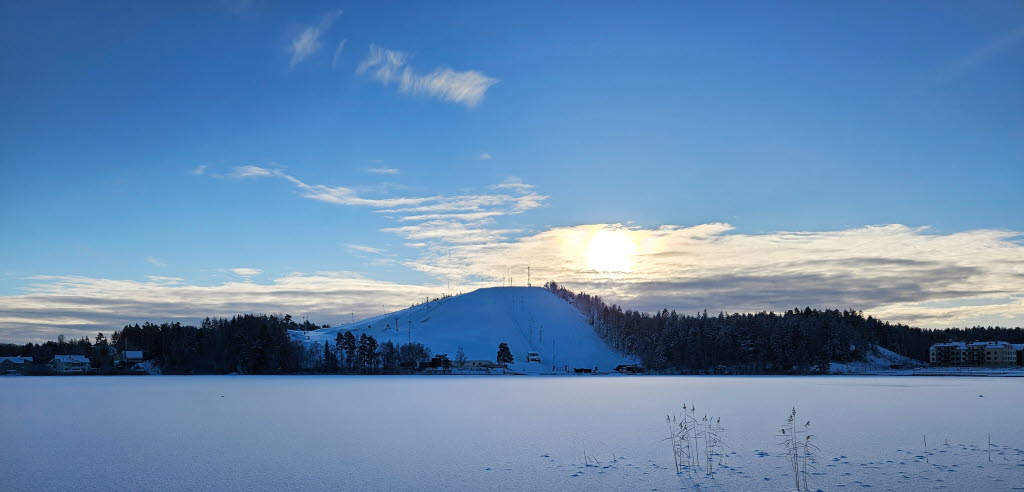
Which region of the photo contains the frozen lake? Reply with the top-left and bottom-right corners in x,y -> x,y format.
3,376 -> 1022,491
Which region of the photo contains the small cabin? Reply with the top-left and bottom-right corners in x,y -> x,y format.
615,364 -> 643,374
526,352 -> 541,363
0,356 -> 33,374
118,350 -> 144,366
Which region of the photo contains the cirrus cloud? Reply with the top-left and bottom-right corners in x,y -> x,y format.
289,10 -> 343,68
356,44 -> 498,107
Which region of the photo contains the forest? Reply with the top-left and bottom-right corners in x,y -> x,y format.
543,281 -> 1024,374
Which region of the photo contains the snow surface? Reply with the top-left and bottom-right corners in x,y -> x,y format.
830,345 -> 925,374
296,287 -> 630,373
2,376 -> 1022,491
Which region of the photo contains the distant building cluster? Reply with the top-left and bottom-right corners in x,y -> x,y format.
0,350 -> 149,375
929,341 -> 1024,367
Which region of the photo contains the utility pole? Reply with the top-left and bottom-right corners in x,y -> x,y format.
528,266 -> 531,287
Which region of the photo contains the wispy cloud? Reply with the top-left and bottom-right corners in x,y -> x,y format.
936,25 -> 1024,82
144,257 -> 167,268
191,165 -> 208,176
214,165 -> 546,244
331,39 -> 347,70
479,152 -> 493,160
225,268 -> 263,277
229,164 -> 278,178
289,10 -> 343,68
356,44 -> 498,107
347,244 -> 385,254
367,167 -> 399,175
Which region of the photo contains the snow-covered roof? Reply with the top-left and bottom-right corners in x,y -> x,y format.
933,341 -> 1015,350
0,356 -> 32,363
1013,344 -> 1024,351
968,341 -> 1011,349
124,351 -> 144,359
53,355 -> 89,363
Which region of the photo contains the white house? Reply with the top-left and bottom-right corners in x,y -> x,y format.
52,355 -> 91,373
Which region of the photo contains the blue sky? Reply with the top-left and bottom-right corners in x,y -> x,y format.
1,1 -> 1022,341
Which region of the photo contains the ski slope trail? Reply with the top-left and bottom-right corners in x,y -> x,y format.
297,286 -> 629,373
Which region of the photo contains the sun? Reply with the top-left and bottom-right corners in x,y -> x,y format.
585,229 -> 637,272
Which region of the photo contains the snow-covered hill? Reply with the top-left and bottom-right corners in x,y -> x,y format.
830,345 -> 925,374
297,286 -> 630,373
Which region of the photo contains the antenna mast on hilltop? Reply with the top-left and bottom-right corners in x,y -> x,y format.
528,266 -> 531,287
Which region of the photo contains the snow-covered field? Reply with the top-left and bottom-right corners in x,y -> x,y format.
3,376 -> 1022,491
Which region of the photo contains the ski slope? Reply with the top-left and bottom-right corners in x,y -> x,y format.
297,286 -> 629,373
829,344 -> 926,373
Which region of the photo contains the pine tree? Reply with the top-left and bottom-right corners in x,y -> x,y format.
334,332 -> 345,368
341,331 -> 357,372
496,342 -> 514,365
323,341 -> 338,373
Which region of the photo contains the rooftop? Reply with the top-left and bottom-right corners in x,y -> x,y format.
0,356 -> 32,363
53,355 -> 90,363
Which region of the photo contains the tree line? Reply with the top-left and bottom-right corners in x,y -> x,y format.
0,315 -> 434,375
543,281 -> 1024,374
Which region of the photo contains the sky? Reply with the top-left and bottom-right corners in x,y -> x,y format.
1,1 -> 1022,343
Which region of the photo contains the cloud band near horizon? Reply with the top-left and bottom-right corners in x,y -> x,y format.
1,223 -> 1021,343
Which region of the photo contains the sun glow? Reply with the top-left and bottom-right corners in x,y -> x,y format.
585,229 -> 637,272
